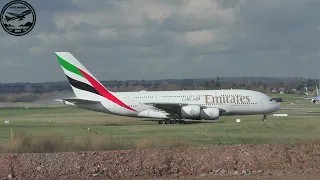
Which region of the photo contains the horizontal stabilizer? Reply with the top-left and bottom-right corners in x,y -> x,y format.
54,98 -> 101,104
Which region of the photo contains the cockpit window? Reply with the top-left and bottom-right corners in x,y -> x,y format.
269,99 -> 273,101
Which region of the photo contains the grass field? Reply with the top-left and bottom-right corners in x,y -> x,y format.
0,94 -> 320,153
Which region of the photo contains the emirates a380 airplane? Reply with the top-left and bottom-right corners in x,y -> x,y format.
54,52 -> 280,124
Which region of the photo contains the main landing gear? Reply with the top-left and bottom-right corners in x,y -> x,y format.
158,119 -> 185,124
262,114 -> 267,121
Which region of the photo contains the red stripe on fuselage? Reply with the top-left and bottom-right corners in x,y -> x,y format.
78,69 -> 136,112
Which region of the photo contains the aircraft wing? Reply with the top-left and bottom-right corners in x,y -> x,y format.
145,102 -> 188,109
145,102 -> 226,116
7,12 -> 19,16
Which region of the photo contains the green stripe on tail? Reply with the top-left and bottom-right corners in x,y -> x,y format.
56,55 -> 84,77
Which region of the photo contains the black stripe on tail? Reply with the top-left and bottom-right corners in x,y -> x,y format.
65,75 -> 101,96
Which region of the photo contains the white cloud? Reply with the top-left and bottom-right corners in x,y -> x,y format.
181,0 -> 237,25
175,29 -> 216,47
28,46 -> 44,54
97,28 -> 118,40
0,0 -> 319,82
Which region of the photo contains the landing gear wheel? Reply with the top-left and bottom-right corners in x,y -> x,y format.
262,115 -> 267,121
159,119 -> 185,125
159,120 -> 166,124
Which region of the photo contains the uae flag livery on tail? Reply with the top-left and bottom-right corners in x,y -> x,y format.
55,52 -> 136,112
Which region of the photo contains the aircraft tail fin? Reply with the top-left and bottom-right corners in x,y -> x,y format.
55,52 -> 136,112
55,52 -> 111,100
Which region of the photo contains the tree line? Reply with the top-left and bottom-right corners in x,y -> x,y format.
0,77 -> 318,102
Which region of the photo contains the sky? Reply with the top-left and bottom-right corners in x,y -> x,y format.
0,0 -> 320,83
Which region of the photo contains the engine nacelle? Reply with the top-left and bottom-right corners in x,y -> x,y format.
311,99 -> 316,103
180,105 -> 220,120
200,108 -> 220,120
180,105 -> 201,119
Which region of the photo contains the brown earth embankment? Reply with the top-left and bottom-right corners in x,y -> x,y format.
1,143 -> 320,180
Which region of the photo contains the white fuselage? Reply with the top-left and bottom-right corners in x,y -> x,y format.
72,89 -> 280,120
55,52 -> 280,121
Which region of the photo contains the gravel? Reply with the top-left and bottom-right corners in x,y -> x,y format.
1,143 -> 320,180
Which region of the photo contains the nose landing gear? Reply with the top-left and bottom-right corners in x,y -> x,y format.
262,114 -> 267,121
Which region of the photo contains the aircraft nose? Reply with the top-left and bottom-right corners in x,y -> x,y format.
274,103 -> 280,111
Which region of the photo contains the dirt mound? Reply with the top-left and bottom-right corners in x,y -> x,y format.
1,143 -> 320,180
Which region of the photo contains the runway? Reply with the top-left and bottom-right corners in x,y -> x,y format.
280,107 -> 320,111
273,113 -> 320,117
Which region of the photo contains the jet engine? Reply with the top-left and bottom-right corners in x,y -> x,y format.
180,105 -> 201,119
311,99 -> 316,103
180,105 -> 220,120
200,107 -> 220,120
